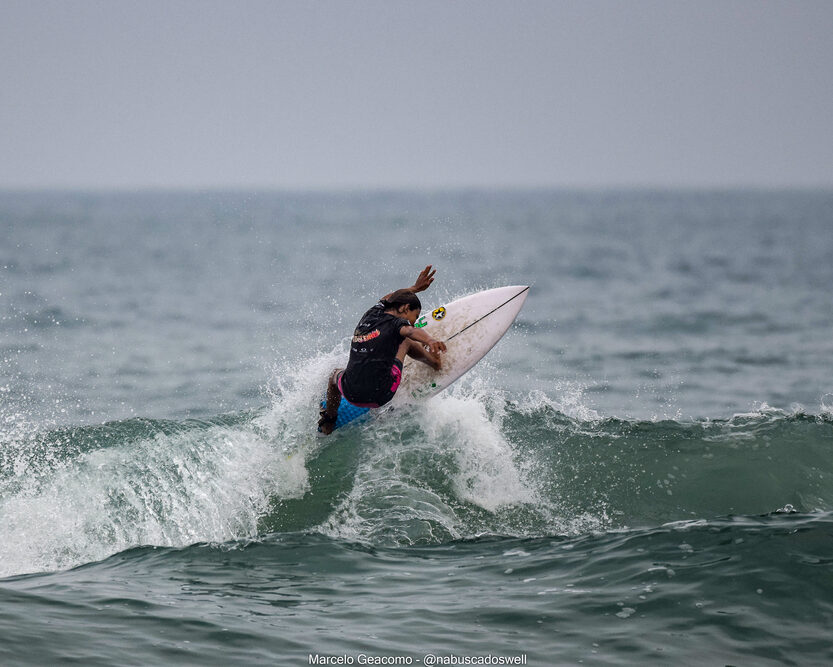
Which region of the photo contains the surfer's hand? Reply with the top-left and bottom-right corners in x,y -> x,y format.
411,265 -> 436,292
424,339 -> 445,370
427,339 -> 446,355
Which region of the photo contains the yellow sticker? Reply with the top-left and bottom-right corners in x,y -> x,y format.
432,306 -> 446,321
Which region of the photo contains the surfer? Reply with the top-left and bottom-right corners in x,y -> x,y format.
318,265 -> 447,435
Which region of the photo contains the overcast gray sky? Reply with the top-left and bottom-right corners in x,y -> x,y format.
2,0 -> 832,189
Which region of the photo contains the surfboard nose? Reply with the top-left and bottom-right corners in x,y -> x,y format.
494,285 -> 531,306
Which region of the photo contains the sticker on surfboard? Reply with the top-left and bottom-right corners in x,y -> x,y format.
410,381 -> 438,399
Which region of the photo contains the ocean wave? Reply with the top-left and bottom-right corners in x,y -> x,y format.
2,362 -> 831,578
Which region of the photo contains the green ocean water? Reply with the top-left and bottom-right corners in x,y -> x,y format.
1,190 -> 833,665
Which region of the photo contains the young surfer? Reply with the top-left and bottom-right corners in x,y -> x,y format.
318,265 -> 447,435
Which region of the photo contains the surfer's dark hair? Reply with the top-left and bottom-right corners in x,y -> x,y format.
381,290 -> 421,311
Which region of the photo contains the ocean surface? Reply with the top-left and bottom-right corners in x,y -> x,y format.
1,189 -> 832,665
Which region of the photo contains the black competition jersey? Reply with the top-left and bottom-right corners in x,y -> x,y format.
340,302 -> 410,402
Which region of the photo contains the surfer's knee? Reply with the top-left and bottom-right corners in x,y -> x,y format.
328,368 -> 342,387
325,370 -> 343,408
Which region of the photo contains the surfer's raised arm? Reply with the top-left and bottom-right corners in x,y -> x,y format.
382,265 -> 436,301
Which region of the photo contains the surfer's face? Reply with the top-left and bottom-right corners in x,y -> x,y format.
402,307 -> 421,325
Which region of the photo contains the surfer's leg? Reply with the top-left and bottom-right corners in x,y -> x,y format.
397,338 -> 442,370
319,369 -> 342,435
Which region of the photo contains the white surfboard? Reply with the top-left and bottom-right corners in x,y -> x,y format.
391,284 -> 530,405
324,285 -> 530,429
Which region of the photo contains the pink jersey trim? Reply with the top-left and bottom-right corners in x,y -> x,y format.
390,363 -> 402,393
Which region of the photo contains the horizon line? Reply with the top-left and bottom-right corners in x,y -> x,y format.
2,183 -> 832,195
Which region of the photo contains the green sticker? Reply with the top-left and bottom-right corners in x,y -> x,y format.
415,315 -> 428,328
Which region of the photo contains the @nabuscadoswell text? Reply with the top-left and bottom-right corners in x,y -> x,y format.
309,654 -> 528,665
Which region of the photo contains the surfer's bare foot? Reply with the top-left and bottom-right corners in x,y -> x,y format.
318,411 -> 336,435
